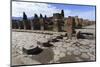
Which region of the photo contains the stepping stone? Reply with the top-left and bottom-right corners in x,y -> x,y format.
56,36 -> 63,39
22,46 -> 43,55
51,39 -> 59,42
42,41 -> 53,47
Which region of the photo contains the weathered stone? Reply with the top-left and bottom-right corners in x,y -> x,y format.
63,37 -> 68,40
23,41 -> 37,49
79,39 -> 90,45
53,49 -> 60,55
54,42 -> 63,47
87,52 -> 93,57
89,44 -> 95,48
53,55 -> 60,61
73,49 -> 81,55
59,47 -> 66,52
73,46 -> 80,50
75,57 -> 83,61
90,56 -> 95,61
81,53 -> 89,59
12,55 -> 41,65
59,52 -> 66,58
79,48 -> 89,53
63,44 -> 68,48
37,38 -> 48,43
67,47 -> 75,51
66,51 -> 72,55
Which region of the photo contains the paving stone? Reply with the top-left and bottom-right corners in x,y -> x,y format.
87,52 -> 93,57
54,42 -> 63,47
73,49 -> 81,55
53,55 -> 60,61
12,31 -> 96,64
66,51 -> 72,55
63,37 -> 68,40
59,47 -> 66,52
81,53 -> 89,59
53,49 -> 60,55
90,56 -> 95,61
79,40 -> 90,45
75,57 -> 83,61
59,52 -> 66,58
81,49 -> 89,53
67,47 -> 75,51
63,43 -> 71,48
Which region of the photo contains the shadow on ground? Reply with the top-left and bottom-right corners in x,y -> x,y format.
31,48 -> 54,64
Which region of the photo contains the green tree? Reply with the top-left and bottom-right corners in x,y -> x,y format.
61,10 -> 64,17
34,14 -> 38,19
40,14 -> 43,18
44,15 -> 47,19
23,12 -> 27,20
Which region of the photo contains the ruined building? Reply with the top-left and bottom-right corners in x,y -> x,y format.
12,10 -> 95,32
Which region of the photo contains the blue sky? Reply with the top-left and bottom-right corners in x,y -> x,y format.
12,1 -> 96,21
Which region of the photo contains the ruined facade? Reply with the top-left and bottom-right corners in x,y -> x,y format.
53,13 -> 64,32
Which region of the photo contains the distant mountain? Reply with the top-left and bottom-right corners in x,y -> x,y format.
12,17 -> 34,20
12,17 -> 23,20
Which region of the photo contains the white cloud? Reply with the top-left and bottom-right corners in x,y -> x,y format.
78,10 -> 95,21
12,1 -> 95,21
12,1 -> 62,17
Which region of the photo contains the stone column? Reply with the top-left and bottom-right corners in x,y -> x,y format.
78,18 -> 83,28
17,21 -> 21,29
75,16 -> 79,27
40,19 -> 44,30
23,20 -> 31,30
53,19 -> 59,32
23,20 -> 26,30
65,16 -> 73,39
30,20 -> 34,30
